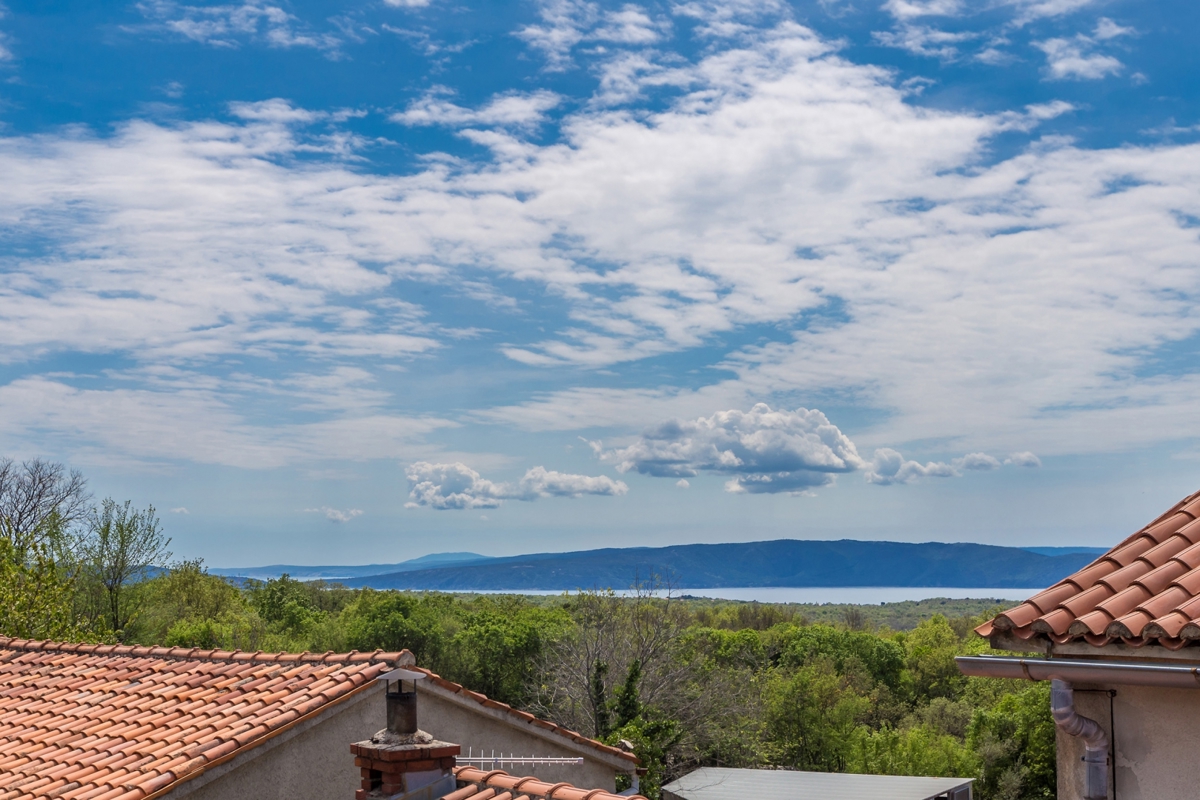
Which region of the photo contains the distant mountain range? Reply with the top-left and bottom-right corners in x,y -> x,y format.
208,551 -> 491,582
213,540 -> 1106,590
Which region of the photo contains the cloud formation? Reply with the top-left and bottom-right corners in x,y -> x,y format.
392,89 -> 561,129
1036,36 -> 1123,80
305,506 -> 364,523
865,448 -> 1023,485
136,1 -> 341,53
405,462 -> 627,509
597,404 -> 864,495
1,15 -> 1198,475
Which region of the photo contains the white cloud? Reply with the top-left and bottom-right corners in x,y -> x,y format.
1006,451 -> 1042,467
676,478 -> 690,488
873,25 -> 976,60
1009,0 -> 1097,26
515,0 -> 668,69
1036,37 -> 1123,80
170,507 -> 189,514
392,88 -> 562,129
957,452 -> 1001,470
1093,18 -> 1133,40
305,506 -> 364,522
135,1 -> 341,53
597,404 -> 864,495
383,0 -> 433,7
0,376 -> 456,469
592,5 -> 664,44
405,461 -> 626,509
516,465 -> 628,498
865,448 -> 957,485
4,19 -> 1200,474
882,0 -> 962,21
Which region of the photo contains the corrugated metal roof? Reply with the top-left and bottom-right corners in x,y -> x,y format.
662,767 -> 973,800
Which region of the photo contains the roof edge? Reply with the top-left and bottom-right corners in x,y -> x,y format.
412,666 -> 639,767
0,636 -> 414,666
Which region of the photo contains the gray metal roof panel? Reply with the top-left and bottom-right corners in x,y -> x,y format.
662,767 -> 973,800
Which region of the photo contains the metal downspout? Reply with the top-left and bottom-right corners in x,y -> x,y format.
1050,680 -> 1108,800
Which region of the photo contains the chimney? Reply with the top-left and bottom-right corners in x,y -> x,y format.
352,668 -> 461,800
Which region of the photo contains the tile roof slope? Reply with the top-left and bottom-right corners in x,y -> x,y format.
442,766 -> 647,800
408,667 -> 638,766
979,489 -> 1200,651
0,637 -> 411,800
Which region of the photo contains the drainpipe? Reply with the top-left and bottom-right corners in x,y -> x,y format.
1050,680 -> 1108,800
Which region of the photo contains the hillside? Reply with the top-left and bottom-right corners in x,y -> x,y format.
329,539 -> 1098,590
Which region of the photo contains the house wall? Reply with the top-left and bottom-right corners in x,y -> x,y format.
164,681 -> 626,800
417,687 -> 623,790
166,682 -> 386,800
1056,681 -> 1200,800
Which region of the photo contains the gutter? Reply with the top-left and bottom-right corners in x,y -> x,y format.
956,655 -> 1200,688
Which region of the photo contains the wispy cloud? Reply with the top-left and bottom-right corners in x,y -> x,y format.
392,88 -> 562,130
135,1 -> 343,54
305,506 -> 364,522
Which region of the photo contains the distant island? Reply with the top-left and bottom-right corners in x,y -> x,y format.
212,540 -> 1106,590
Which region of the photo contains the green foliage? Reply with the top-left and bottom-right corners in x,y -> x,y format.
342,589 -> 449,663
613,659 -> 643,729
776,623 -> 906,690
968,681 -> 1057,800
80,498 -> 172,638
846,724 -> 980,778
765,656 -> 874,771
0,535 -> 83,641
610,711 -> 683,800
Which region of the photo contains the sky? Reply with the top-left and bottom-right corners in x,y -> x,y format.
1,0 -> 1199,567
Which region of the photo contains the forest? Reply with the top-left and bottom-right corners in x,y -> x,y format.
0,459 -> 1054,800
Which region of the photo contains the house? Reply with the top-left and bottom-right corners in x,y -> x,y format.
959,488 -> 1200,800
661,767 -> 972,800
0,636 -> 638,800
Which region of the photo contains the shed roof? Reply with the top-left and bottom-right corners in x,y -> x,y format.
0,637 -> 411,800
978,489 -> 1200,650
661,767 -> 972,800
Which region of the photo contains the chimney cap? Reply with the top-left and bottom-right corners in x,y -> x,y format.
378,667 -> 427,683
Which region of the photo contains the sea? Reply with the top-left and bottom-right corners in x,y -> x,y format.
450,587 -> 1033,604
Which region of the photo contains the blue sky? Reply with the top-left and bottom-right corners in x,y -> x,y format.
2,0 -> 1199,567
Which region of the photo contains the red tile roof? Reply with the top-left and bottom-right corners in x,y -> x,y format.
980,489 -> 1200,650
442,766 -> 647,800
0,637 -> 411,800
410,667 -> 638,767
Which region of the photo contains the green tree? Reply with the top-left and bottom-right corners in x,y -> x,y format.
765,656 -> 873,772
0,534 -> 82,640
613,659 -> 643,729
81,499 -> 171,638
591,660 -> 612,739
968,681 -> 1056,799
342,589 -> 448,665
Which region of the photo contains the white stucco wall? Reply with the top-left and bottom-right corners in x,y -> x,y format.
1056,681 -> 1200,800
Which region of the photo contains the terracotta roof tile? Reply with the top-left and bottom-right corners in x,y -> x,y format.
0,638 -> 411,800
407,668 -> 638,766
442,768 -> 646,800
979,488 -> 1200,650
